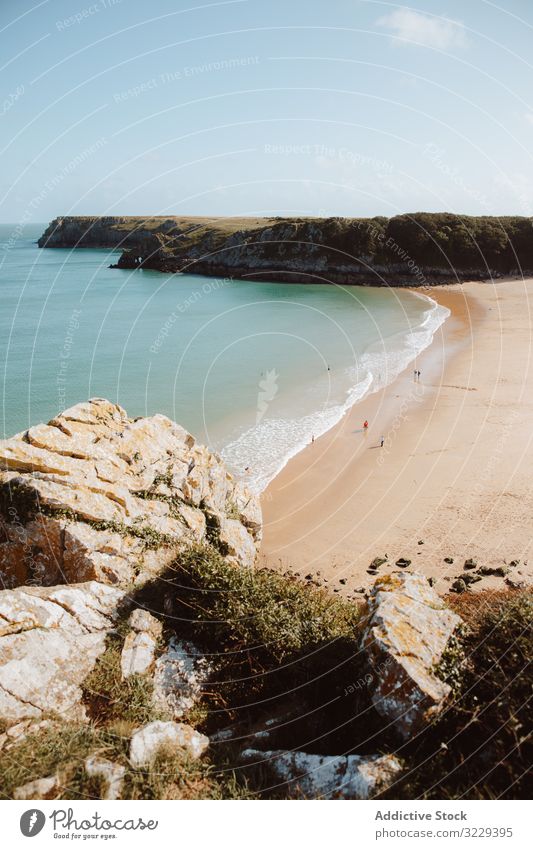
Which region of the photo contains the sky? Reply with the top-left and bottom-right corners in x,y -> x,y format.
1,0 -> 533,222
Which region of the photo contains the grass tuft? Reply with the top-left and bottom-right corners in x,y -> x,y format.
81,625 -> 169,726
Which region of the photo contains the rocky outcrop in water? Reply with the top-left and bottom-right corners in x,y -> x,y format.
0,398 -> 261,589
39,213 -> 533,286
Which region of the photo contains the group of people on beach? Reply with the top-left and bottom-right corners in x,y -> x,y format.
310,420 -> 384,449
309,362 -> 426,451
249,359 -> 425,477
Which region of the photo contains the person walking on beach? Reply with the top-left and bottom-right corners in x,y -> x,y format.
417,370 -> 421,380
380,435 -> 384,448
363,420 -> 368,430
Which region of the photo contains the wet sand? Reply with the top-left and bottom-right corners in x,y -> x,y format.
260,279 -> 533,596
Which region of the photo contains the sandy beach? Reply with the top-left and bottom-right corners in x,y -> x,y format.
260,279 -> 533,596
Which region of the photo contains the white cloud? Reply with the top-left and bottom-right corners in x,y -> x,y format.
377,8 -> 468,50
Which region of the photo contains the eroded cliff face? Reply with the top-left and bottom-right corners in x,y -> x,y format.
37,216 -> 174,251
0,398 -> 261,589
40,213 -> 532,286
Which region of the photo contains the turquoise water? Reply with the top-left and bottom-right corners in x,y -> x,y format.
0,225 -> 448,491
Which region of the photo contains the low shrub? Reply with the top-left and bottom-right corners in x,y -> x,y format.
142,545 -> 391,758
0,723 -> 250,800
163,544 -> 362,662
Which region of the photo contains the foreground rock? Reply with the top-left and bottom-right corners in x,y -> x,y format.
38,215 -> 529,287
362,572 -> 462,740
0,718 -> 57,752
0,581 -> 124,726
241,749 -> 402,799
84,756 -> 125,800
13,775 -> 60,800
0,399 -> 261,589
129,720 -> 209,766
120,609 -> 162,678
153,637 -> 213,718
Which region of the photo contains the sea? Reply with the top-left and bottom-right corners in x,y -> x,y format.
0,224 -> 449,493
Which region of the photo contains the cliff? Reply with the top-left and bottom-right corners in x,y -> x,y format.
0,397 -> 261,589
38,213 -> 533,286
0,400 -> 529,799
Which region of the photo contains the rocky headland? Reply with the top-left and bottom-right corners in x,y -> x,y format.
38,213 -> 533,286
0,400 -> 530,800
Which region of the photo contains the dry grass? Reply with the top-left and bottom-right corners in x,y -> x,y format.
0,723 -> 250,800
1,544 -> 529,800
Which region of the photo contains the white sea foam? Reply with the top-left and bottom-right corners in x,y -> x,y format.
221,294 -> 450,493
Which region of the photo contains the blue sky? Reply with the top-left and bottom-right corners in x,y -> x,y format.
1,0 -> 533,222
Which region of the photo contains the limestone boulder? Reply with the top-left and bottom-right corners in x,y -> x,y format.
153,637 -> 212,718
361,572 -> 462,740
0,581 -> 125,726
84,756 -> 125,800
240,749 -> 402,799
0,399 -> 261,589
218,517 -> 258,567
129,720 -> 209,766
128,608 -> 163,637
62,521 -> 145,585
231,481 -> 262,538
120,609 -> 163,678
120,631 -> 158,678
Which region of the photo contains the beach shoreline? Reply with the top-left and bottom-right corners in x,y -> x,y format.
260,278 -> 533,596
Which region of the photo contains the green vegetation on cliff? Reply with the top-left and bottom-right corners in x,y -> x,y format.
1,540 -> 530,800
